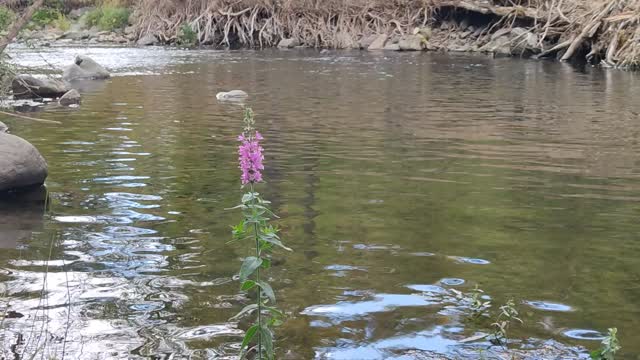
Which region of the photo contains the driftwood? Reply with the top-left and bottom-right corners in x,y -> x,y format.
0,110 -> 61,124
0,0 -> 45,54
560,0 -> 619,61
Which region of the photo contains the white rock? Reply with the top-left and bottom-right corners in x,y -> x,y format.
216,90 -> 249,101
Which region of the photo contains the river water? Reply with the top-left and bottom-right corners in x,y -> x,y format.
1,46 -> 640,359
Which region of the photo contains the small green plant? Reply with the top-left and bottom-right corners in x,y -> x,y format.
490,299 -> 523,346
178,23 -> 197,47
30,8 -> 62,28
230,107 -> 291,359
0,6 -> 15,32
468,285 -> 492,318
591,328 -> 621,360
52,14 -> 70,31
84,8 -> 103,28
98,7 -> 130,31
84,6 -> 130,31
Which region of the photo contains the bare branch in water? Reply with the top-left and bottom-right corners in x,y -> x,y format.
0,110 -> 61,124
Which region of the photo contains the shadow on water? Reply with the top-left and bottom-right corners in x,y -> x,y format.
0,187 -> 47,249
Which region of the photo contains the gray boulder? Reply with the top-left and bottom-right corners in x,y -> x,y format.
359,34 -> 378,49
63,55 -> 110,81
12,75 -> 71,99
368,34 -> 388,50
0,133 -> 48,193
277,38 -> 299,48
481,28 -> 539,56
137,33 -> 158,46
0,121 -> 7,133
398,34 -> 426,51
216,90 -> 248,102
383,43 -> 401,51
59,89 -> 81,106
62,31 -> 91,41
510,27 -> 539,54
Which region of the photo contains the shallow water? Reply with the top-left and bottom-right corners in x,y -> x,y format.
2,45 -> 640,359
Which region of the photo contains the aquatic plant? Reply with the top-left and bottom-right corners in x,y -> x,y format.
591,328 -> 621,360
230,107 -> 291,359
468,285 -> 491,319
490,299 -> 522,346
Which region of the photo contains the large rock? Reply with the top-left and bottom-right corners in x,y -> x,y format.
0,121 -> 7,133
137,33 -> 158,46
12,75 -> 71,99
383,43 -> 401,51
59,89 -> 81,106
398,34 -> 426,51
359,34 -> 378,49
62,31 -> 91,41
216,90 -> 248,102
511,27 -> 539,54
277,38 -> 299,48
368,34 -> 388,50
63,55 -> 110,81
0,133 -> 48,193
481,27 -> 539,56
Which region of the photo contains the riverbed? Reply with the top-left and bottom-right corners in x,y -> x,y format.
1,45 -> 640,359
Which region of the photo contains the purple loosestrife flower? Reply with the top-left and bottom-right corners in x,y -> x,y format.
238,131 -> 265,185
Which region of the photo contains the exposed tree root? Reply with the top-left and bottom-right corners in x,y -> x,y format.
13,0 -> 617,69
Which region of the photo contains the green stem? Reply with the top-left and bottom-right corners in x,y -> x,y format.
250,182 -> 262,359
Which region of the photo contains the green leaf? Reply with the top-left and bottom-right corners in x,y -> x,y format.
231,221 -> 246,239
260,325 -> 274,359
230,304 -> 259,321
239,256 -> 263,282
240,324 -> 259,355
261,258 -> 271,269
242,192 -> 259,204
259,233 -> 292,251
590,350 -> 602,360
263,305 -> 284,318
257,281 -> 276,303
241,280 -> 256,291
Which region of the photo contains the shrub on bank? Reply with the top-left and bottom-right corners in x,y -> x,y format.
28,8 -> 69,31
0,6 -> 15,32
85,6 -> 130,31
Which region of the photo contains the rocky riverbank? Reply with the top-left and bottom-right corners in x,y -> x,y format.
9,1 -> 637,69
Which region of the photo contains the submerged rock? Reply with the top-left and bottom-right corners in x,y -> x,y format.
277,38 -> 299,48
398,34 -> 426,51
368,34 -> 388,50
63,55 -> 110,81
137,33 -> 158,46
216,90 -> 248,101
59,89 -> 81,106
0,121 -> 7,133
11,75 -> 70,99
0,133 -> 48,193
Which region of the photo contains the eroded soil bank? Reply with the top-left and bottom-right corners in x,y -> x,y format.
10,0 -> 640,69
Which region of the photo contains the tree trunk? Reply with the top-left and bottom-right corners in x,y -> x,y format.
0,0 -> 46,54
